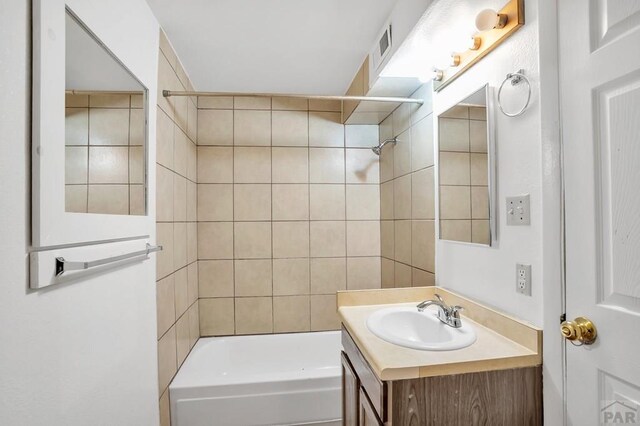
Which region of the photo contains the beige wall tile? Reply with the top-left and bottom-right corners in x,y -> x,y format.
65,147 -> 88,184
380,220 -> 395,259
411,220 -> 435,272
309,148 -> 345,183
380,181 -> 394,220
234,222 -> 272,259
345,125 -> 378,148
199,260 -> 234,298
310,295 -> 340,331
129,185 -> 145,216
188,302 -> 200,348
65,93 -> 88,108
273,258 -> 309,295
198,109 -> 234,145
198,184 -> 233,221
234,96 -> 271,110
346,149 -> 379,184
347,257 -> 382,290
412,167 -> 435,219
393,129 -> 411,177
309,112 -> 344,147
410,84 -> 433,124
173,222 -> 188,269
89,109 -> 129,145
187,138 -> 197,181
174,128 -> 189,177
472,220 -> 491,245
175,314 -> 191,367
129,146 -> 144,184
88,185 -> 129,215
470,153 -> 488,185
198,146 -> 233,183
174,267 -> 189,318
200,298 -> 235,336
235,297 -> 273,334
159,390 -> 170,426
346,185 -> 379,220
63,109 -> 87,145
173,174 -> 187,222
272,221 -> 309,258
469,119 -> 488,153
440,220 -> 472,242
187,98 -> 198,143
440,186 -> 471,219
410,115 -> 434,171
198,222 -> 234,259
234,110 -> 271,146
381,257 -> 395,288
272,111 -> 308,146
272,147 -> 308,183
379,141 -> 395,183
346,221 -> 380,257
235,259 -> 272,296
394,220 -> 412,264
309,184 -> 345,220
157,110 -> 174,169
471,186 -> 489,219
439,118 -> 469,152
187,262 -> 199,304
392,103 -> 411,136
272,97 -> 308,111
310,221 -> 346,257
157,223 -> 174,279
272,184 -> 309,220
157,326 -> 177,394
157,166 -> 174,222
187,181 -> 197,221
157,275 -> 175,337
198,96 -> 233,109
393,174 -> 412,220
310,257 -> 346,294
88,146 -> 129,184
394,262 -> 412,287
65,185 -> 87,213
129,108 -> 145,146
274,296 -> 310,332
234,184 -> 271,221
234,147 -> 271,183
309,99 -> 341,112
440,105 -> 468,119
412,268 -> 435,287
439,152 -> 470,186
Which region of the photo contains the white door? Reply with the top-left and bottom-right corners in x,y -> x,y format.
559,1 -> 640,425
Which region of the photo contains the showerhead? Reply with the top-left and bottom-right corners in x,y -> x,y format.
370,137 -> 398,156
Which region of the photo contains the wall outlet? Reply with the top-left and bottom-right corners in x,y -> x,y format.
506,194 -> 530,225
516,263 -> 532,296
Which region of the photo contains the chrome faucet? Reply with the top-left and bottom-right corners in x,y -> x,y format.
416,294 -> 464,328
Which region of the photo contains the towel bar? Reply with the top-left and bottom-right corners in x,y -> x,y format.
55,243 -> 162,276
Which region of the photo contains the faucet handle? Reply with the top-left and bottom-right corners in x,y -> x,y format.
449,305 -> 464,318
434,293 -> 445,304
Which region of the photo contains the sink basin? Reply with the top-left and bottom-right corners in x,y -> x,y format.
366,306 -> 476,351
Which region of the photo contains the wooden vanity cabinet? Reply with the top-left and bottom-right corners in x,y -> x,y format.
341,327 -> 543,426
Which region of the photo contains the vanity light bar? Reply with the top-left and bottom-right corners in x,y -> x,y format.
163,90 -> 424,105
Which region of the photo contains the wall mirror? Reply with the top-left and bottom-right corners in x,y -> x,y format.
32,0 -> 153,257
437,84 -> 495,246
65,10 -> 147,216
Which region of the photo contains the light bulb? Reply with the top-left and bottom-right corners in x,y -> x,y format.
475,9 -> 508,32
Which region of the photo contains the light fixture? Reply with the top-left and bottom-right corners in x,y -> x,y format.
450,53 -> 461,67
468,35 -> 482,50
432,68 -> 444,82
475,9 -> 508,32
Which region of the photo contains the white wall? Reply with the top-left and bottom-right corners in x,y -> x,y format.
432,0 -> 564,423
0,1 -> 161,425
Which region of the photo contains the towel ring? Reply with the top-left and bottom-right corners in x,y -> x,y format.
497,69 -> 531,117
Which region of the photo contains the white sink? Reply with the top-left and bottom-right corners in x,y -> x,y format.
366,306 -> 477,351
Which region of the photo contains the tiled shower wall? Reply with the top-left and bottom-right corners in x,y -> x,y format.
196,97 -> 382,336
155,31 -> 200,426
379,85 -> 437,287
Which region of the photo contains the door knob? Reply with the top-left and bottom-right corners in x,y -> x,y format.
560,316 -> 597,345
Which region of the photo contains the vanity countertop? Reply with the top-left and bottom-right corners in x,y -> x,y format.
337,286 -> 542,381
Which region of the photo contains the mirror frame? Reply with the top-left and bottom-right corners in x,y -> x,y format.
436,83 -> 497,247
32,0 -> 152,249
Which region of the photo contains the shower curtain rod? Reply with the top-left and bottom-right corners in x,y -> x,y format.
162,90 -> 424,104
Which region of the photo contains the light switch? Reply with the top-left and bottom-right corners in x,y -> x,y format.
506,194 -> 530,225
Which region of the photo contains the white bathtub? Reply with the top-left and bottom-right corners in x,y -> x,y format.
170,331 -> 342,426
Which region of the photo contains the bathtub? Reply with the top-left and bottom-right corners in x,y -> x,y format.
169,331 -> 342,426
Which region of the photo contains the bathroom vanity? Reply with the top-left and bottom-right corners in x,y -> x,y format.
338,287 -> 542,425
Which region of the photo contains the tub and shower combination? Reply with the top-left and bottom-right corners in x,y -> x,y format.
170,331 -> 343,426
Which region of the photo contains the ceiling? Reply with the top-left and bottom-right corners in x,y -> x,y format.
146,0 -> 398,94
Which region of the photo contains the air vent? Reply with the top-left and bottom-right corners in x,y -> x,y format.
372,22 -> 392,71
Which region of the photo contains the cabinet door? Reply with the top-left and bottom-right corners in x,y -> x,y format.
341,352 -> 359,426
359,388 -> 383,426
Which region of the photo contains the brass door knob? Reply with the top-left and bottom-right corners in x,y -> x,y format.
560,316 -> 597,345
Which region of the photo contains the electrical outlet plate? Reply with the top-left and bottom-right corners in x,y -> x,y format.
506,194 -> 530,225
516,263 -> 532,296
